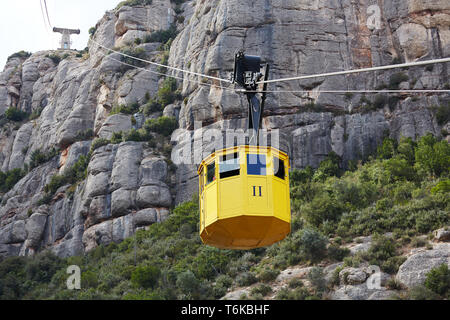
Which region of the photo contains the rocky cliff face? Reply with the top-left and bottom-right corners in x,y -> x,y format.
0,0 -> 448,258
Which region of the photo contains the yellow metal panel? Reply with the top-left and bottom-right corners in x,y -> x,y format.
247,176 -> 269,215
219,177 -> 243,218
205,181 -> 217,227
272,178 -> 289,222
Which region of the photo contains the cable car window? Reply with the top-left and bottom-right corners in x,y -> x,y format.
274,157 -> 285,180
247,154 -> 266,176
207,163 -> 216,185
219,153 -> 240,179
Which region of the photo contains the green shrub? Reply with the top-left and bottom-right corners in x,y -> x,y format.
111,132 -> 124,144
116,0 -> 153,9
46,54 -> 62,65
236,272 -> 257,286
377,137 -> 396,160
7,51 -> 32,61
24,251 -> 62,283
364,234 -> 404,274
131,265 -> 161,289
435,103 -> 450,126
250,284 -> 272,297
142,99 -> 163,115
407,285 -> 441,300
41,154 -> 90,200
431,180 -> 450,194
91,138 -> 110,152
276,287 -> 311,300
176,270 -> 200,297
327,244 -> 350,261
397,137 -> 416,165
415,133 -> 450,177
389,72 -> 409,89
29,148 -> 59,170
120,47 -> 147,69
288,278 -> 304,289
123,128 -> 149,142
313,152 -> 341,181
373,94 -> 387,109
295,228 -> 328,262
144,24 -> 177,44
307,267 -> 327,293
0,168 -> 26,193
5,107 -> 28,122
258,268 -> 279,283
157,51 -> 170,74
145,116 -> 178,137
302,193 -> 344,227
383,157 -> 416,182
82,270 -> 99,289
157,78 -> 179,106
215,274 -> 233,289
424,264 -> 450,297
110,102 -> 140,116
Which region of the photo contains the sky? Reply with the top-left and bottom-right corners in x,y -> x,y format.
0,0 -> 119,70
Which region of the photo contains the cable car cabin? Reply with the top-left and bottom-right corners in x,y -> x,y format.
198,145 -> 291,250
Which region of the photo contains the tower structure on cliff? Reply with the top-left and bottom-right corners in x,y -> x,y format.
53,27 -> 80,50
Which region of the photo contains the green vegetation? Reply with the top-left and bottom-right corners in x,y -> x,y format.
7,51 -> 32,61
424,264 -> 450,298
116,0 -> 153,9
434,103 -> 450,126
40,154 -> 90,202
5,107 -> 28,122
144,116 -> 178,137
0,134 -> 448,300
110,102 -> 140,116
389,72 -> 409,90
46,53 -> 69,65
141,78 -> 181,116
119,46 -> 147,70
289,133 -> 449,248
88,27 -> 97,36
29,148 -> 59,170
0,168 -> 27,193
144,24 -> 178,44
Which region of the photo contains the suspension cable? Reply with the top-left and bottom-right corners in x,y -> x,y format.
237,89 -> 450,94
90,40 -> 236,92
42,0 -> 53,28
258,57 -> 450,84
89,38 -> 232,84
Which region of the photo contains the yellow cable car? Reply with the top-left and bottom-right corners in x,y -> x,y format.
198,145 -> 291,249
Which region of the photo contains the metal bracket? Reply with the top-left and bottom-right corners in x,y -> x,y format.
233,51 -> 270,145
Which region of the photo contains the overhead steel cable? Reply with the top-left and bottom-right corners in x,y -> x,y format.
91,41 -> 450,95
237,89 -> 450,94
258,57 -> 450,84
39,0 -> 51,32
43,0 -> 53,28
90,38 -> 449,95
89,38 -> 233,84
89,40 -> 236,92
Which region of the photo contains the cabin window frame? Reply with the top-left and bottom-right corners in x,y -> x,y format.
273,156 -> 285,180
206,162 -> 216,185
219,152 -> 240,179
247,154 -> 267,176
